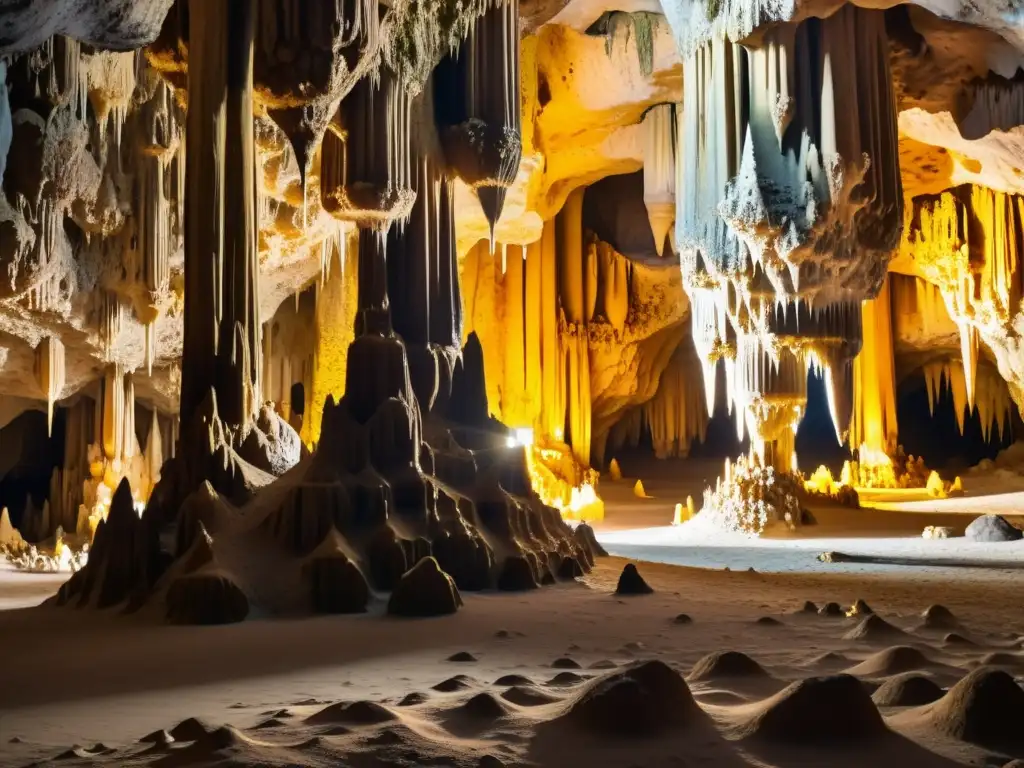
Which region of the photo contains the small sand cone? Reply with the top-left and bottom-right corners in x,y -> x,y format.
608,458 -> 622,481
672,503 -> 684,525
686,495 -> 695,518
633,479 -> 648,499
926,470 -> 946,498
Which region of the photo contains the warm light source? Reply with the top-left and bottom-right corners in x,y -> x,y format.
506,427 -> 535,448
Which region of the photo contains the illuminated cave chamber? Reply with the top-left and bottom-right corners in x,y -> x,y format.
49,0 -> 594,619
461,162 -> 703,519
677,7 -> 905,486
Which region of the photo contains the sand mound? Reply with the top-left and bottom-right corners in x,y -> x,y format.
978,652 -> 1024,668
497,555 -> 540,590
139,730 -> 174,745
673,613 -> 693,624
501,685 -> 560,706
845,646 -> 935,677
433,675 -> 476,692
803,651 -> 850,669
546,660 -> 702,737
447,651 -> 477,662
689,651 -> 770,681
921,605 -> 959,630
590,660 -> 617,669
547,671 -> 588,686
739,675 -> 887,743
455,692 -> 509,721
906,667 -> 1024,746
818,601 -> 843,616
252,717 -> 286,730
306,700 -> 398,726
574,523 -> 607,557
872,673 -> 945,707
944,633 -> 977,646
165,568 -> 250,625
398,692 -> 428,706
756,616 -> 782,626
800,600 -> 818,613
169,718 -> 215,742
966,514 -> 1023,542
494,674 -> 534,686
843,614 -> 908,641
614,563 -> 653,595
478,756 -> 507,768
552,657 -> 582,669
387,557 -> 463,617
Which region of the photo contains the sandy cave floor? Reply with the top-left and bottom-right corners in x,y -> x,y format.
1,458 -> 1024,766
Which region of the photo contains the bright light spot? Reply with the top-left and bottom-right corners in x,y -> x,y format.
514,428 -> 534,447
506,428 -> 535,448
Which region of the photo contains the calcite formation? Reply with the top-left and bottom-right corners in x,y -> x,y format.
1,0 -> 1023,555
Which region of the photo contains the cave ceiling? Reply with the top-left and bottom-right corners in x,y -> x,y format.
0,0 -> 1022,425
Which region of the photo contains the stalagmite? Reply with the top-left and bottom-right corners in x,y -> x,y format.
642,104 -> 675,257
34,336 -> 65,436
851,275 -> 898,455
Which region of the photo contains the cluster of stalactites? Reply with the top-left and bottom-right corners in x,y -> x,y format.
642,104 -> 676,258
320,66 -> 415,229
462,198 -> 637,469
899,186 -> 1024,411
960,73 -> 1024,139
688,273 -> 861,468
609,341 -> 708,460
923,358 -> 1014,442
678,5 -> 901,307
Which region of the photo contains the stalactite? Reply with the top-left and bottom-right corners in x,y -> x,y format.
594,237 -> 629,334
644,341 -> 708,459
960,74 -> 1024,139
321,67 -> 415,228
900,185 -> 1024,416
557,188 -> 586,326
434,0 -> 522,241
676,6 -> 899,468
850,274 -> 898,455
540,220 -> 564,440
642,104 -> 675,257
922,359 -> 1013,441
181,0 -> 262,432
34,336 -> 65,436
563,329 -> 591,467
101,364 -> 126,462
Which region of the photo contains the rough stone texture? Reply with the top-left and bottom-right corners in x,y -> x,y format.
965,514 -> 1024,542
387,557 -> 464,617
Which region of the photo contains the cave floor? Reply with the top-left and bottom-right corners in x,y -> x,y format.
1,458 -> 1023,766
596,456 -> 1024,576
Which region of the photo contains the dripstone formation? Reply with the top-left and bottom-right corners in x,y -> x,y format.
30,0 -> 593,622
